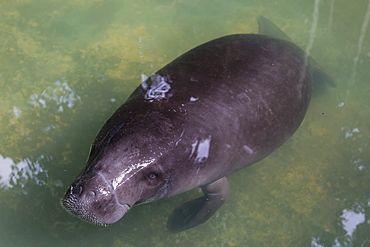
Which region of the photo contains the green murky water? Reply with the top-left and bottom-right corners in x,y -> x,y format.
1,0 -> 369,246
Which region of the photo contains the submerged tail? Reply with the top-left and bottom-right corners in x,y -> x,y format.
257,16 -> 336,90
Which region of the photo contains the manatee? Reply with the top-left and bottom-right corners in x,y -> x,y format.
62,16 -> 332,233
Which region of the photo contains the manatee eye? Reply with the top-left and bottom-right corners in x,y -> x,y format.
149,173 -> 158,179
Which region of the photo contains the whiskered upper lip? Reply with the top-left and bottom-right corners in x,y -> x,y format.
62,194 -> 131,225
62,172 -> 134,225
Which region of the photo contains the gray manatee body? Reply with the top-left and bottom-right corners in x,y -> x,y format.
62,16 -> 329,232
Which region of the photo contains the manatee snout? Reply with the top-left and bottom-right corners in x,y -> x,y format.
62,172 -> 130,225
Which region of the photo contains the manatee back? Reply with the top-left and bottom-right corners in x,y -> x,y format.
123,34 -> 312,191
85,34 -> 312,192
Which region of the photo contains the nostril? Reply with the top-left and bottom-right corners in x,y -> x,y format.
72,184 -> 83,196
86,190 -> 96,199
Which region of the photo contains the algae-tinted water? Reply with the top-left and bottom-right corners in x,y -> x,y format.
1,0 -> 369,246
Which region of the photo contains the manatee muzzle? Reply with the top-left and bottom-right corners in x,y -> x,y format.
62,172 -> 131,225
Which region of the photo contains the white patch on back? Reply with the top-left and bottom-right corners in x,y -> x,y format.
190,97 -> 198,102
195,137 -> 211,163
242,145 -> 254,155
144,74 -> 171,102
190,140 -> 198,158
190,136 -> 212,163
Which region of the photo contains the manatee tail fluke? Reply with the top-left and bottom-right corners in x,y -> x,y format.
313,67 -> 336,88
258,16 -> 336,90
257,16 -> 292,42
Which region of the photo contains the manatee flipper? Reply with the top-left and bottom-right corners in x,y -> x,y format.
167,177 -> 230,233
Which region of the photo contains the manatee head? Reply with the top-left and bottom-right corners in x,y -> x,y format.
61,132 -> 176,225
